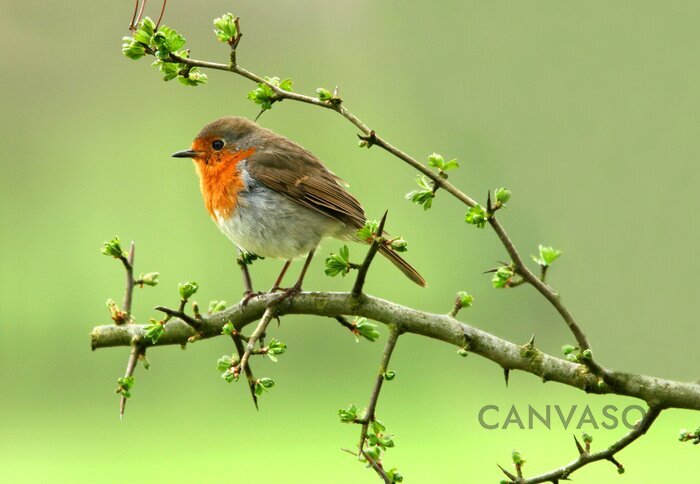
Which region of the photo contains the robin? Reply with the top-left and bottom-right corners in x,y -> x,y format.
172,116 -> 426,300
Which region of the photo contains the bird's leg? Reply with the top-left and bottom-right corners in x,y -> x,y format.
270,260 -> 292,292
277,250 -> 315,302
237,248 -> 262,306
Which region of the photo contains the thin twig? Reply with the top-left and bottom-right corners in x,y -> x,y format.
119,345 -> 143,420
154,305 -> 203,332
236,306 -> 276,380
230,333 -> 258,409
517,406 -> 662,483
155,0 -> 167,30
352,211 -> 388,298
121,242 -> 135,319
358,327 -> 399,450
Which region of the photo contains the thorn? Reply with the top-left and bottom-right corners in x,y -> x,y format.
498,464 -> 517,481
119,396 -> 126,420
254,109 -> 265,122
377,210 -> 389,235
574,435 -> 585,455
503,368 -> 510,387
487,189 -> 493,212
527,334 -> 535,346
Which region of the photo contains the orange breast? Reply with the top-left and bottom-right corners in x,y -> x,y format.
197,147 -> 256,219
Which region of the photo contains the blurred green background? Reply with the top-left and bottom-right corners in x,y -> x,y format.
2,1 -> 699,482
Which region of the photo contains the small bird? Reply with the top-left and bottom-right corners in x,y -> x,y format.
172,116 -> 426,299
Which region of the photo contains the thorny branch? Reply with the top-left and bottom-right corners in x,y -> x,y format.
106,6 -> 700,481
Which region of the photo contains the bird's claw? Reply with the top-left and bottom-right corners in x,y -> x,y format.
241,290 -> 264,306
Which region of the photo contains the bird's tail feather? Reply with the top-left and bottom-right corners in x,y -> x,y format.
377,245 -> 427,287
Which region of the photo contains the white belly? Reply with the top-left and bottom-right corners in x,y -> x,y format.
215,183 -> 349,260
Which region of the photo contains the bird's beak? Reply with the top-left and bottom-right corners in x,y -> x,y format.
171,149 -> 201,158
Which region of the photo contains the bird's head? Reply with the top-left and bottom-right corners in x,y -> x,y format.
172,116 -> 259,172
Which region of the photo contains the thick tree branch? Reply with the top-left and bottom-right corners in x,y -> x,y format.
90,291 -> 700,411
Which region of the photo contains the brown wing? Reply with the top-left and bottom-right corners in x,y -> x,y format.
246,139 -> 366,229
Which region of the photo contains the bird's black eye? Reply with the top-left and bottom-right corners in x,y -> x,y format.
212,139 -> 225,151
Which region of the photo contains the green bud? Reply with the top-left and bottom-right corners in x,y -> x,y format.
494,187 -> 511,206
390,238 -> 408,252
208,300 -> 227,313
221,368 -> 236,383
511,450 -> 525,466
239,251 -> 263,265
384,370 -> 396,381
456,291 -> 474,309
121,37 -> 147,60
106,299 -> 128,325
581,349 -> 592,360
562,344 -> 577,355
316,87 -> 333,101
491,266 -> 514,288
566,353 -> 579,362
582,433 -> 593,444
213,12 -> 238,43
387,468 -> 404,483
338,404 -> 358,423
617,466 -> 625,475
178,281 -> 199,301
216,355 -> 233,373
254,377 -> 275,396
265,338 -> 287,362
465,204 -> 488,228
116,376 -> 135,398
101,236 -> 127,259
138,272 -> 159,286
457,348 -> 469,357
222,322 -> 235,336
428,153 -> 444,168
356,220 -> 380,241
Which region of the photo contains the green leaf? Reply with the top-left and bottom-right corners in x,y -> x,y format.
152,59 -> 181,81
121,37 -> 146,60
222,322 -> 235,336
491,266 -> 514,288
427,153 -> 444,168
152,25 -> 186,58
384,370 -> 396,381
405,175 -> 435,210
247,77 -> 292,111
213,12 -> 238,43
356,220 -> 380,241
239,250 -> 263,265
338,404 -> 358,423
101,236 -> 127,259
144,322 -> 165,344
217,355 -> 233,373
427,152 -> 458,173
254,377 -> 275,396
465,204 -> 488,228
354,318 -> 380,342
532,245 -> 562,267
178,281 -> 199,300
177,67 -> 208,87
325,245 -> 352,277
